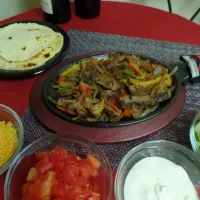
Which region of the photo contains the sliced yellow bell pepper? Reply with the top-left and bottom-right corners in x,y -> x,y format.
92,59 -> 99,64
138,70 -> 147,80
129,76 -> 161,88
152,64 -> 157,70
77,104 -> 87,112
92,99 -> 104,116
163,74 -> 172,86
60,63 -> 80,77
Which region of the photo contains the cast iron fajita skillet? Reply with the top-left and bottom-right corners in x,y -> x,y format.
42,52 -> 200,127
0,20 -> 70,79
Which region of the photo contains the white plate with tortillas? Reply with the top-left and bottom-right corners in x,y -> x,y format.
0,20 -> 69,78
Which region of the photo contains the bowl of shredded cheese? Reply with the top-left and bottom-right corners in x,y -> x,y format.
0,104 -> 23,175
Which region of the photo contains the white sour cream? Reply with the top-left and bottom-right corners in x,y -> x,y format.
124,157 -> 199,200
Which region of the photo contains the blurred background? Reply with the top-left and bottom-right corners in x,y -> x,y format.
0,0 -> 200,24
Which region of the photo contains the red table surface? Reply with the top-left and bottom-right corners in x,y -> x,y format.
0,2 -> 200,199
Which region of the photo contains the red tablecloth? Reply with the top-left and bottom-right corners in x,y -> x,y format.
0,2 -> 200,199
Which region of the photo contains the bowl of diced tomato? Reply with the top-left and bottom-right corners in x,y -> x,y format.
4,134 -> 112,200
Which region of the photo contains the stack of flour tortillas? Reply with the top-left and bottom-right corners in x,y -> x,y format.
0,23 -> 64,71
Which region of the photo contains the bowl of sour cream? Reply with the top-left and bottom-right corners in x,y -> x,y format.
115,140 -> 200,200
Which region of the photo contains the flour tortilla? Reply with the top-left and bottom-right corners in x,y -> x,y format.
0,32 -> 64,71
0,23 -> 57,62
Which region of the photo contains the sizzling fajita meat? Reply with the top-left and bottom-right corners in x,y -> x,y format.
49,53 -> 177,122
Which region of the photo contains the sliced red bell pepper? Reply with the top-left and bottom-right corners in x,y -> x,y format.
148,75 -> 154,80
124,108 -> 132,118
128,63 -> 140,75
116,88 -> 127,100
121,88 -> 126,96
56,105 -> 76,116
79,85 -> 92,96
56,105 -> 66,112
57,76 -> 65,83
147,62 -> 153,69
111,104 -> 120,113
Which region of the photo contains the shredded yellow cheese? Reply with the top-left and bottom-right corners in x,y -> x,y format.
0,121 -> 18,167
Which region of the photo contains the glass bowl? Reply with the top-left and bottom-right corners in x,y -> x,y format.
190,112 -> 200,155
115,140 -> 200,200
4,134 -> 112,200
0,104 -> 24,175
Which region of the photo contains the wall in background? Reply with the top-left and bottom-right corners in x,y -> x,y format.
0,0 -> 40,20
0,0 -> 200,24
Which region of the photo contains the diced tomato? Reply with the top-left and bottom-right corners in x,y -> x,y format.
22,180 -> 43,200
22,148 -> 101,200
90,181 -> 100,193
51,182 -> 66,197
67,164 -> 80,175
91,192 -> 101,200
36,156 -> 53,174
75,189 -> 92,200
87,154 -> 100,170
49,148 -> 68,167
73,185 -> 82,194
91,169 -> 99,177
73,177 -> 88,186
54,198 -> 66,200
22,183 -> 29,197
63,170 -> 76,184
68,152 -> 78,162
26,167 -> 37,182
52,147 -> 68,157
52,162 -> 64,175
66,189 -> 77,200
79,160 -> 94,178
41,171 -> 55,199
35,152 -> 48,161
49,153 -> 63,163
